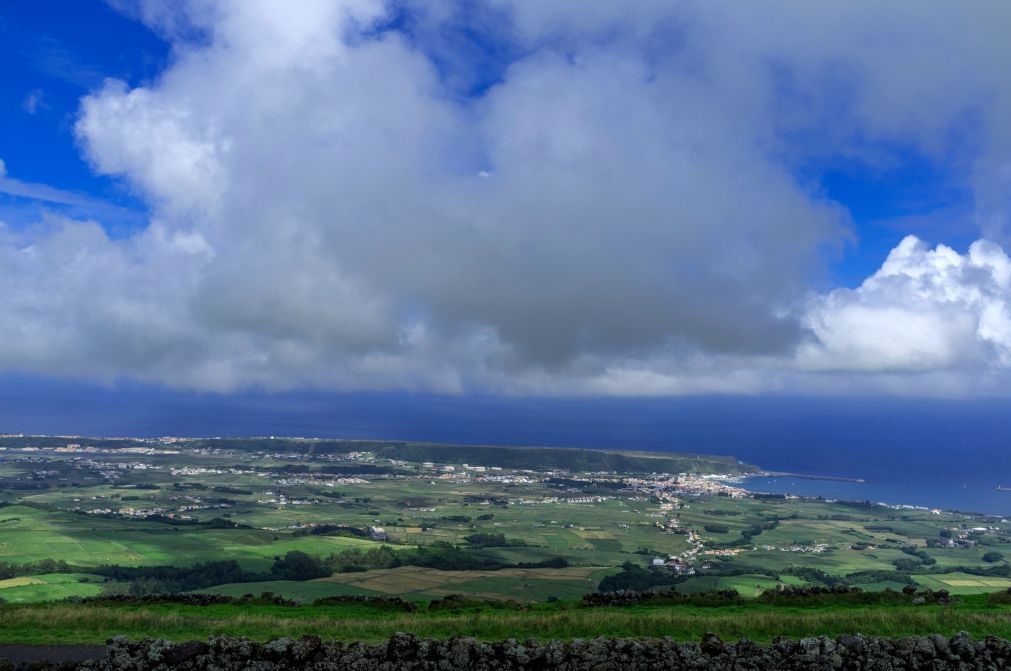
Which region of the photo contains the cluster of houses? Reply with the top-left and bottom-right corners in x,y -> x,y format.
74,506 -> 197,521
625,473 -> 749,500
755,543 -> 828,554
257,492 -> 320,506
0,442 -> 181,456
508,495 -> 610,506
654,517 -> 682,533
272,476 -> 367,487
651,556 -> 697,575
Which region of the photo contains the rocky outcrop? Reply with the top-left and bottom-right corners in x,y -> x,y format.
2,632 -> 1010,670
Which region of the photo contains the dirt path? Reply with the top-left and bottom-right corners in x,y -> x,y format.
0,644 -> 105,665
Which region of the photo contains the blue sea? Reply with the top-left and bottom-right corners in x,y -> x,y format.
2,379 -> 1010,515
737,477 -> 1011,517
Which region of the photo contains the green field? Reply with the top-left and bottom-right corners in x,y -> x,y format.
195,580 -> 380,601
716,575 -> 786,596
913,572 -> 1011,594
197,566 -> 617,602
319,565 -> 614,600
1,442 -> 1010,607
2,596 -> 1011,645
0,573 -> 104,602
0,505 -> 377,570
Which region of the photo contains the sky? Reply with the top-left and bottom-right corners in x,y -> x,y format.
4,1 -> 1011,437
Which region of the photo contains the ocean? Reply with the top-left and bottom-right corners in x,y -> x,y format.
2,380 -> 1011,515
737,476 -> 1011,517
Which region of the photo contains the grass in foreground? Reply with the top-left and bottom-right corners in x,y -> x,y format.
3,597 -> 1011,645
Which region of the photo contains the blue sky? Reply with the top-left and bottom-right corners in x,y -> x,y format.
3,1 -> 1011,435
815,152 -> 977,286
0,2 -> 164,228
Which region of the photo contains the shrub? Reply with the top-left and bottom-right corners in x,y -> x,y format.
516,556 -> 569,569
891,558 -> 920,572
270,551 -> 331,581
597,562 -> 682,593
463,533 -> 526,548
902,546 -> 933,560
91,560 -> 250,592
428,594 -> 528,612
312,595 -> 417,611
80,593 -> 298,607
212,486 -> 253,495
441,515 -> 472,523
582,589 -> 740,608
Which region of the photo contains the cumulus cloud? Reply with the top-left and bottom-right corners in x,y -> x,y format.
5,1 -> 1011,395
801,236 -> 1011,373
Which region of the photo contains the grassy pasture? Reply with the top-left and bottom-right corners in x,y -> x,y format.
198,566 -> 617,602
3,597 -> 1011,644
913,572 -> 1011,594
676,574 -> 808,596
853,580 -> 910,592
0,573 -> 104,602
0,577 -> 42,589
716,575 -> 785,596
310,566 -> 614,601
198,580 -> 381,601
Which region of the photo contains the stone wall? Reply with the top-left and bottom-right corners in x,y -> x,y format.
4,632 -> 1010,670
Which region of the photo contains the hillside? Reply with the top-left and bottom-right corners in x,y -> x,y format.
191,438 -> 756,475
0,435 -> 758,475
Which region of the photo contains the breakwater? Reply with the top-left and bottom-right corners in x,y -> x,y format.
761,471 -> 866,484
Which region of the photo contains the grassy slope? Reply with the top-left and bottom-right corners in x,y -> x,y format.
1,597 -> 1010,645
175,438 -> 758,475
0,574 -> 104,602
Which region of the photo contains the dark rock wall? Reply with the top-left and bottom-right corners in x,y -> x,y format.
4,632 -> 1011,670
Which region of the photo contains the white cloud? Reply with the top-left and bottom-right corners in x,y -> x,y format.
78,82 -> 227,218
6,1 -> 1011,396
800,236 -> 1011,376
